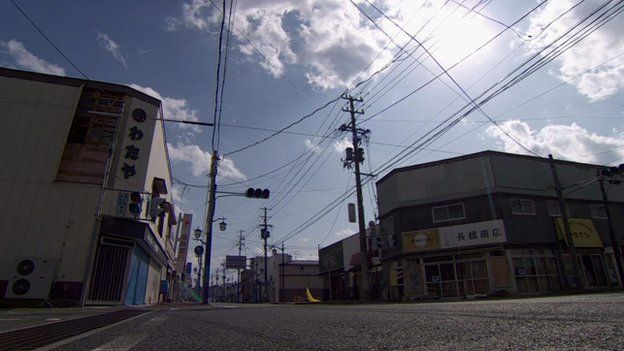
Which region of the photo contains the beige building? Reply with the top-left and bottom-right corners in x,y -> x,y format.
247,252 -> 323,303
0,68 -> 178,306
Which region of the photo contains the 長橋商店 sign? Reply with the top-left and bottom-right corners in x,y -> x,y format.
402,219 -> 506,252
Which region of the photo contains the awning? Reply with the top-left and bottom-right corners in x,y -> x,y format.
100,216 -> 169,267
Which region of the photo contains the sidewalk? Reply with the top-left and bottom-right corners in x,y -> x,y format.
0,301 -> 216,334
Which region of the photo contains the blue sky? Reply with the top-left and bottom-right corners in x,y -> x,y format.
3,0 -> 624,280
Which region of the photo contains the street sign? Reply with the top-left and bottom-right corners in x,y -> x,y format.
194,245 -> 204,256
225,255 -> 246,269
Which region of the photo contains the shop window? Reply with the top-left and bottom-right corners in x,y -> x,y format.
432,203 -> 465,222
512,251 -> 560,294
546,200 -> 561,217
590,204 -> 608,219
510,198 -> 535,215
426,259 -> 489,298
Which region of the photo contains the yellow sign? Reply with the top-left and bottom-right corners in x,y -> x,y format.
555,218 -> 603,248
403,229 -> 441,252
389,262 -> 398,286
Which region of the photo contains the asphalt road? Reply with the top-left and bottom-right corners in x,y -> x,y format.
47,293 -> 624,350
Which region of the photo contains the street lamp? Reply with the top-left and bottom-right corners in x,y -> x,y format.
194,227 -> 203,241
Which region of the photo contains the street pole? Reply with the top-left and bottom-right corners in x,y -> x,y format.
202,153 -> 219,304
598,172 -> 624,285
340,94 -> 370,302
281,241 -> 285,303
197,254 -> 203,296
261,207 -> 270,303
237,230 -> 244,303
549,154 -> 584,289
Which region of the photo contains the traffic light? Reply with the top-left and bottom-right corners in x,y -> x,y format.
245,188 -> 270,199
128,192 -> 142,216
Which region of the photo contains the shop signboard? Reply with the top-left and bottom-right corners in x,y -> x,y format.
402,219 -> 506,253
554,218 -> 603,248
225,255 -> 247,269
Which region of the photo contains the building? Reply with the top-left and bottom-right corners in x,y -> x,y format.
376,150 -> 624,301
172,213 -> 193,301
246,251 -> 323,303
318,224 -> 383,301
0,68 -> 179,306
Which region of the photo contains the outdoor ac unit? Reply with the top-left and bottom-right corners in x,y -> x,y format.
4,257 -> 55,299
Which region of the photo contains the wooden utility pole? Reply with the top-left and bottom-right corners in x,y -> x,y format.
202,153 -> 219,303
339,94 -> 370,302
597,173 -> 624,285
260,207 -> 271,302
548,154 -> 584,289
237,230 -> 244,302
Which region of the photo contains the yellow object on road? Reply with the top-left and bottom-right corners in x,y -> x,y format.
306,288 -> 321,303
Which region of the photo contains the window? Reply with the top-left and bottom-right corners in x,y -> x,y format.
510,198 -> 535,215
432,203 -> 465,222
546,200 -> 561,217
56,88 -> 124,184
590,204 -> 607,219
512,250 -> 561,293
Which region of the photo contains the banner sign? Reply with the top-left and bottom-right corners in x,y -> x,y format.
403,219 -> 506,253
225,255 -> 247,269
554,218 -> 603,248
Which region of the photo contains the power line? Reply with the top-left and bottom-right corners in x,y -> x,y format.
10,0 -> 90,80
206,0 -> 309,100
356,0 -> 542,157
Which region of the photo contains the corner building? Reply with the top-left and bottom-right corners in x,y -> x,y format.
376,151 -> 624,300
0,68 -> 178,306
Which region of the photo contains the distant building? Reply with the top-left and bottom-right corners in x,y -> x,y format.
246,251 -> 322,303
0,68 -> 178,306
318,223 -> 382,301
376,150 -> 624,300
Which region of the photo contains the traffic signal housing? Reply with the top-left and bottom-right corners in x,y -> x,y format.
245,188 -> 270,199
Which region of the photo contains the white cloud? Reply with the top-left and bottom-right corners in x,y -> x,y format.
299,238 -> 310,244
335,228 -> 354,237
97,32 -> 127,68
484,120 -> 624,164
171,183 -> 186,204
304,139 -> 321,153
167,142 -> 247,181
0,39 -> 66,76
166,0 -> 398,89
523,0 -> 624,101
334,137 -> 352,153
128,84 -> 202,133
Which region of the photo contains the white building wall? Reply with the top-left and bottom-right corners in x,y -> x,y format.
0,76 -> 100,283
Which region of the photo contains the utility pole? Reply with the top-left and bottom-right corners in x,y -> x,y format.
548,154 -> 584,290
281,241 -> 285,303
237,230 -> 245,303
202,153 -> 219,304
339,94 -> 370,302
598,172 -> 624,285
260,207 -> 272,303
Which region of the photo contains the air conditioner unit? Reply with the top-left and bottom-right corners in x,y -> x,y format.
4,257 -> 56,299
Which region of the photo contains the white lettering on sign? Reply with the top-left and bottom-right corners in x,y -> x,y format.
439,219 -> 506,249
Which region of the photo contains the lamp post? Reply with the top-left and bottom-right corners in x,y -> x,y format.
193,218 -> 226,303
